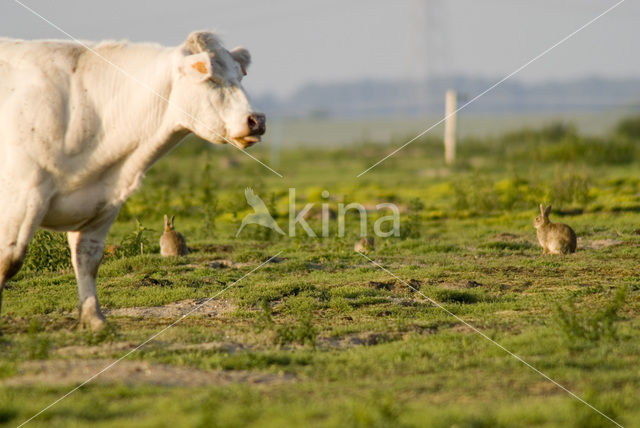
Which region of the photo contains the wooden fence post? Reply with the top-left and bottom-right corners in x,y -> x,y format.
444,90 -> 457,165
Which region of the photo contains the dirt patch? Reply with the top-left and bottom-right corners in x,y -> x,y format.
320,332 -> 402,349
494,310 -> 521,317
165,341 -> 248,353
368,279 -> 421,293
56,342 -> 139,358
189,244 -> 234,253
578,238 -> 624,249
493,233 -> 521,241
306,263 -> 325,270
2,359 -> 294,387
207,259 -> 253,269
465,280 -> 483,288
528,380 -> 559,396
369,280 -> 395,291
55,340 -> 250,359
137,275 -> 172,287
104,298 -> 236,319
450,323 -> 475,334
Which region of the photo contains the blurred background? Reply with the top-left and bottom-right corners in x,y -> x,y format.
2,0 -> 638,145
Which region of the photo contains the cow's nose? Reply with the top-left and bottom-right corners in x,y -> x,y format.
247,113 -> 266,136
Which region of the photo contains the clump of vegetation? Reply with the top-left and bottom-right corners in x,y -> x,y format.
275,310 -> 317,347
434,289 -> 483,304
453,175 -> 540,214
535,136 -> 635,165
550,166 -> 592,206
570,388 -> 623,428
400,197 -> 424,239
26,318 -> 51,360
347,392 -> 405,428
118,219 -> 153,257
254,299 -> 276,333
490,120 -> 638,165
199,161 -> 220,238
0,406 -> 17,425
23,230 -> 71,273
501,121 -> 578,145
452,166 -> 593,214
198,388 -> 262,428
556,286 -> 627,346
255,298 -> 318,347
453,176 -> 496,213
201,198 -> 218,238
83,322 -> 119,345
614,115 -> 640,140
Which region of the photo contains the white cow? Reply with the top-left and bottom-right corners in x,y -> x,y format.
0,31 -> 265,332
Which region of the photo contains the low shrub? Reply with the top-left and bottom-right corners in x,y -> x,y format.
555,286 -> 627,346
23,231 -> 71,273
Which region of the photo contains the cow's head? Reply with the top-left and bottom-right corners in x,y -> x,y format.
172,31 -> 265,149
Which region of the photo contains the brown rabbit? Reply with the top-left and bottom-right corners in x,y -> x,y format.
533,204 -> 577,254
354,236 -> 375,254
160,215 -> 188,257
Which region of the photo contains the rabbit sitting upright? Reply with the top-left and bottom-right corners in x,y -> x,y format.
354,236 -> 375,254
160,215 -> 189,257
533,204 -> 577,254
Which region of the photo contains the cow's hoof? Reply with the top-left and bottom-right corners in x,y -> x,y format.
82,315 -> 106,331
80,296 -> 106,331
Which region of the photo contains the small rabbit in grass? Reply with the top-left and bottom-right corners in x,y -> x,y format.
533,204 -> 577,254
160,215 -> 189,257
354,236 -> 375,254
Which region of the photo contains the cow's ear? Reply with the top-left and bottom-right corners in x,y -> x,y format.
230,47 -> 251,76
182,52 -> 213,82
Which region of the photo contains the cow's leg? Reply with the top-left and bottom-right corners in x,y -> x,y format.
0,237 -> 31,335
0,189 -> 49,334
68,210 -> 119,331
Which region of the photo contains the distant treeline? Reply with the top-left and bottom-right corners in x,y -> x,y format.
255,75 -> 640,118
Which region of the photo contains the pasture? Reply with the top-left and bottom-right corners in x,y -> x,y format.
1,119 -> 640,427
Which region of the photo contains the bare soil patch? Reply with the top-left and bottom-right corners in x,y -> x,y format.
55,340 -> 250,359
206,259 -> 253,269
578,238 -> 625,249
3,359 -> 294,387
104,298 -> 236,319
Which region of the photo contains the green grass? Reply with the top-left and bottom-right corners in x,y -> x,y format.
2,119 -> 640,427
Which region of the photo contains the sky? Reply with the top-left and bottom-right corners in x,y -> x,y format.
1,0 -> 638,98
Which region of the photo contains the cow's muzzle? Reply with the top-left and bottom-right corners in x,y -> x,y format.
247,113 -> 266,136
230,113 -> 266,149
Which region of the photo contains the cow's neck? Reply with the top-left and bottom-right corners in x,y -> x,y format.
113,126 -> 189,203
93,57 -> 190,202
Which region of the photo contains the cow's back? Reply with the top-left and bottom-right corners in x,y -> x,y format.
0,40 -> 87,172
0,39 -> 85,80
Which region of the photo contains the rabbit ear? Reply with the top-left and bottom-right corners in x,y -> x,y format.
164,214 -> 168,228
539,204 -> 545,215
170,215 -> 175,228
544,205 -> 552,216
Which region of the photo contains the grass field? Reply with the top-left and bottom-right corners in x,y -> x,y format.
1,119 -> 640,427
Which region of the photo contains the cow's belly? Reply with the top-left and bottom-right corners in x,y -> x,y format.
41,184 -> 117,231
